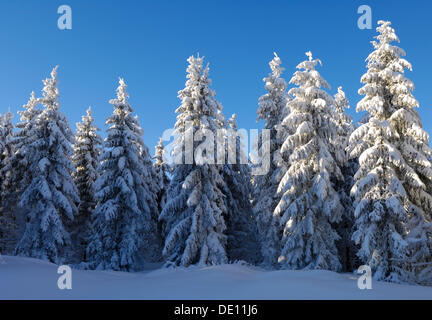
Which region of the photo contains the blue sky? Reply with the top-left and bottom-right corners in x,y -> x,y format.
0,0 -> 431,153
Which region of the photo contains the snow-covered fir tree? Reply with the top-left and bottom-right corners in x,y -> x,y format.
139,118 -> 162,240
86,78 -> 160,271
15,66 -> 79,264
0,111 -> 15,205
0,111 -> 15,253
0,111 -> 14,186
332,87 -> 354,167
0,114 -> 6,253
153,138 -> 170,221
274,52 -> 344,271
253,52 -> 290,266
71,106 -> 102,262
223,114 -> 260,263
349,21 -> 432,283
331,87 -> 359,272
0,93 -> 41,254
159,55 -> 228,267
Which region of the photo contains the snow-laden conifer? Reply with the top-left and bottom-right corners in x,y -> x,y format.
0,111 -> 14,180
223,114 -> 260,263
0,114 -> 7,252
274,52 -> 343,271
15,66 -> 79,264
159,55 -> 228,267
253,53 -> 290,266
0,93 -> 40,253
71,107 -> 102,262
0,111 -> 14,204
153,138 -> 170,220
349,21 -> 432,283
139,122 -> 162,240
86,79 -> 160,271
332,87 -> 359,272
0,111 -> 15,253
332,87 -> 354,166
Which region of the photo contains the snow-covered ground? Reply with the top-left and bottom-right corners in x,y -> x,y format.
0,255 -> 431,300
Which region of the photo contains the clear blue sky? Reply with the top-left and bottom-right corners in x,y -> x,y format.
1,0 -> 431,153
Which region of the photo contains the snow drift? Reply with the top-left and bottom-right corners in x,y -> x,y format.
1,255 -> 431,300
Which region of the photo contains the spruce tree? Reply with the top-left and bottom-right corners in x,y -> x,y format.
332,87 -> 358,272
0,111 -> 14,203
15,66 -> 79,264
71,107 -> 102,262
0,114 -> 6,253
0,111 -> 14,187
153,137 -> 170,236
274,52 -> 343,271
253,53 -> 290,266
86,79 -> 160,271
349,21 -> 432,283
0,111 -> 15,253
223,114 -> 260,263
159,55 -> 228,267
0,93 -> 41,253
139,121 -> 162,258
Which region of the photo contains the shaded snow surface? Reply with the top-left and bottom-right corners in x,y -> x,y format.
1,255 -> 431,299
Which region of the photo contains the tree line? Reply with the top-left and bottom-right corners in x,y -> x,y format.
0,20 -> 431,285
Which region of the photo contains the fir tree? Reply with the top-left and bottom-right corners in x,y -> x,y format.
140,129 -> 161,228
0,111 -> 15,253
0,111 -> 14,186
153,137 -> 170,235
86,78 -> 160,271
159,55 -> 228,267
332,87 -> 358,272
274,52 -> 343,271
0,114 -> 6,253
349,21 -> 432,283
0,93 -> 41,253
253,53 -> 290,266
0,111 -> 14,204
15,66 -> 79,264
71,107 -> 103,262
223,114 -> 260,263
